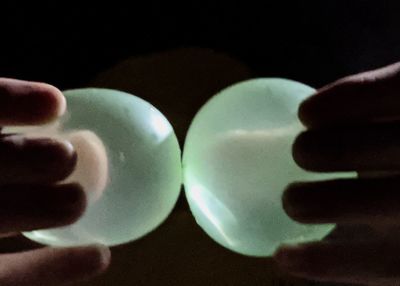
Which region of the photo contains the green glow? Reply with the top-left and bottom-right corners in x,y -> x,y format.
182,78 -> 354,257
23,88 -> 182,247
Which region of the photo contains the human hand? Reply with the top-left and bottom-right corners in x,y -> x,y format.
0,78 -> 110,285
273,62 -> 400,286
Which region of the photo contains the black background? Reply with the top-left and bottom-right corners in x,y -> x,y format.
1,1 -> 400,89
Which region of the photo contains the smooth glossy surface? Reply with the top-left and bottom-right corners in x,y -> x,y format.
20,88 -> 182,247
182,78 -> 352,257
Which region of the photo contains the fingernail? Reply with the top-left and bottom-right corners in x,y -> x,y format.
30,138 -> 78,180
54,88 -> 66,117
26,137 -> 75,159
55,139 -> 76,160
34,83 -> 66,119
58,139 -> 78,175
87,244 -> 111,274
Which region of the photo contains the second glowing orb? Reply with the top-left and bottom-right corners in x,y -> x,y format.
182,78 -> 353,256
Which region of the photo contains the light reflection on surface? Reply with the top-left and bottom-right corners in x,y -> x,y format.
187,183 -> 238,248
150,107 -> 173,144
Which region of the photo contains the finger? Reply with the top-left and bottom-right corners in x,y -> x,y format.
0,78 -> 66,125
0,135 -> 77,184
0,232 -> 19,239
0,183 -> 86,233
273,241 -> 400,285
293,122 -> 400,172
299,62 -> 400,129
283,177 -> 400,226
0,245 -> 110,286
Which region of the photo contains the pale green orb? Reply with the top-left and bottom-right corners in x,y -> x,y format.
182,78 -> 352,257
22,88 -> 182,247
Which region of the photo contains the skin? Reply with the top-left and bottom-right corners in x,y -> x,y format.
0,78 -> 111,286
273,62 -> 400,285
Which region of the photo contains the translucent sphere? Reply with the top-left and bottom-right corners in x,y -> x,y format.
20,88 -> 182,247
182,78 -> 352,257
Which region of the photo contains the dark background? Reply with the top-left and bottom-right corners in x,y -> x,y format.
1,1 -> 400,285
2,1 -> 400,89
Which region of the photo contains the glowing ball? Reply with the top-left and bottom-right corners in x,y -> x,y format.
18,88 -> 182,247
182,78 -> 352,257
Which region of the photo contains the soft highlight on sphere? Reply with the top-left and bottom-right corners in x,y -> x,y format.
182,78 -> 351,257
21,88 -> 182,247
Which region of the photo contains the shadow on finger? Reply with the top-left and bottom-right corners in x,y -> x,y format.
0,183 -> 86,233
293,122 -> 400,172
283,177 -> 400,226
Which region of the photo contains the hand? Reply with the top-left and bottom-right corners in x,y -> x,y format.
273,62 -> 400,286
0,78 -> 111,285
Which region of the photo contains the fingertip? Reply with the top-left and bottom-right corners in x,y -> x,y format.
56,139 -> 75,158
273,244 -> 307,273
32,82 -> 66,123
297,79 -> 354,129
282,183 -> 314,223
273,244 -> 291,262
83,244 -> 112,276
51,139 -> 78,182
95,245 -> 112,273
42,84 -> 66,118
291,131 -> 316,171
0,78 -> 66,125
0,243 -> 111,286
34,138 -> 78,182
273,242 -> 328,278
282,182 -> 302,208
58,139 -> 77,169
297,81 -> 337,129
0,136 -> 79,184
298,96 -> 315,128
282,184 -> 294,216
53,183 -> 88,226
51,244 -> 111,282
